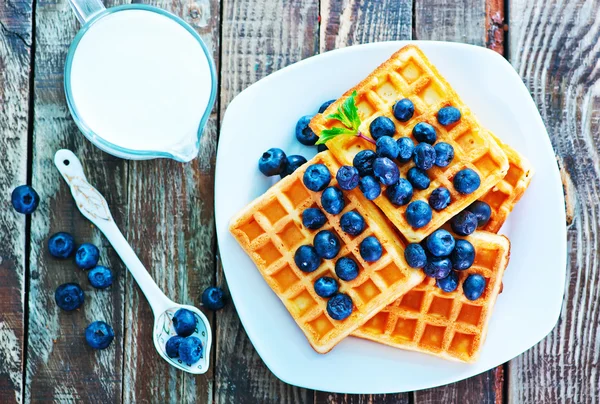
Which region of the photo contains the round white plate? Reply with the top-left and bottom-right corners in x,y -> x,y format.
215,41 -> 566,394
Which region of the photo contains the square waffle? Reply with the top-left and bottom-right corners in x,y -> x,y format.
310,45 -> 509,243
352,231 -> 510,362
229,151 -> 425,353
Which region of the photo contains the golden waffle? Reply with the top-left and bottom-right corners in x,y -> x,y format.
310,45 -> 509,243
353,231 -> 510,363
229,151 -> 425,353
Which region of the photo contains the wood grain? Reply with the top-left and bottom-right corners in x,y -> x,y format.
509,0 -> 600,401
0,0 -> 33,402
485,0 -> 505,54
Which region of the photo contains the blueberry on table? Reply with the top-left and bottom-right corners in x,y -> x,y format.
463,274 -> 486,300
396,137 -> 415,163
353,150 -> 376,177
407,167 -> 430,190
369,116 -> 396,140
318,99 -> 336,113
434,142 -> 454,167
466,201 -> 492,227
336,165 -> 360,191
281,155 -> 307,178
321,186 -> 345,214
327,293 -> 353,321
75,243 -> 100,270
413,143 -> 436,171
385,178 -> 413,206
179,336 -> 203,365
436,271 -> 459,293
314,230 -> 341,259
392,98 -> 415,122
335,256 -> 359,281
359,176 -> 381,200
412,122 -> 437,144
451,239 -> 476,270
85,321 -> 115,350
359,236 -> 383,262
202,286 -> 227,311
426,229 -> 456,257
373,157 -> 400,186
423,257 -> 452,279
376,136 -> 400,159
451,210 -> 478,236
317,144 -> 328,153
303,164 -> 331,191
172,308 -> 198,337
302,207 -> 327,230
295,115 -> 318,145
48,232 -> 75,259
165,336 -> 184,358
340,211 -> 365,236
314,276 -> 339,298
429,187 -> 451,211
437,106 -> 461,126
11,185 -> 39,214
405,200 -> 432,228
258,148 -> 287,177
294,245 -> 321,272
404,243 -> 427,268
55,283 -> 84,311
453,168 -> 481,194
88,266 -> 113,289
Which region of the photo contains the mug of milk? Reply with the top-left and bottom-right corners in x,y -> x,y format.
64,0 -> 216,162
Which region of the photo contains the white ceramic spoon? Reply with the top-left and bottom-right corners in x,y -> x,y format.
54,149 -> 211,374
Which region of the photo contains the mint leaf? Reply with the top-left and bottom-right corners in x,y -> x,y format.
326,108 -> 352,129
342,91 -> 360,131
318,91 -> 363,145
316,127 -> 355,145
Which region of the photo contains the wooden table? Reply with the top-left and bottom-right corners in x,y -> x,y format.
0,0 -> 597,402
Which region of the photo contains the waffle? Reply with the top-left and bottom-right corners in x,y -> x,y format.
229,151 -> 425,353
310,45 -> 509,243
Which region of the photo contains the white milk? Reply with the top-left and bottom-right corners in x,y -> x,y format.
69,9 -> 212,153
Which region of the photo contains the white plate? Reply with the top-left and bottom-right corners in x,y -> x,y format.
215,41 -> 566,394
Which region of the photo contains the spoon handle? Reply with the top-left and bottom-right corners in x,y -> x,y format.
54,149 -> 173,314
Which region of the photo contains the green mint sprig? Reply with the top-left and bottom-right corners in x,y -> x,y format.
316,91 -> 375,145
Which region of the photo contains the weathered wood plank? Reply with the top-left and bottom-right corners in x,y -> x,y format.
508,0 -> 600,401
0,0 -> 33,402
485,0 -> 505,54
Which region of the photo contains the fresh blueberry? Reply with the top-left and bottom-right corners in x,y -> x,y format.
407,167 -> 430,190
376,136 -> 400,159
412,122 -> 437,144
314,230 -> 341,259
360,236 -> 383,262
463,274 -> 486,300
385,178 -> 413,206
426,229 -> 455,257
434,142 -> 454,167
179,336 -> 203,364
437,106 -> 461,126
314,276 -> 339,298
353,150 -> 376,177
393,98 -> 414,122
429,187 -> 451,211
11,185 -> 39,214
173,308 -> 197,337
450,210 -> 478,236
413,143 -> 436,171
258,148 -> 287,176
467,201 -> 492,227
369,116 -> 396,140
75,243 -> 100,270
85,321 -> 114,350
302,208 -> 327,230
436,271 -> 459,293
88,266 -> 113,289
453,168 -> 481,194
317,144 -> 328,153
404,243 -> 427,268
281,155 -> 308,177
373,157 -> 400,186
202,286 -> 226,310
359,176 -> 381,200
318,99 -> 335,113
335,257 -> 359,281
294,245 -> 321,272
55,283 -> 84,311
396,137 -> 415,163
295,115 -> 318,145
336,166 -> 360,191
48,232 -> 75,259
327,293 -> 353,320
451,239 -> 476,270
405,200 -> 432,228
165,336 -> 184,358
340,211 -> 365,236
423,257 -> 452,279
321,186 -> 345,214
303,164 -> 331,191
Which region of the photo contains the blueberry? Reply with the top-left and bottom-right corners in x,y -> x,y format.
451,239 -> 476,270
314,230 -> 341,259
404,243 -> 427,268
405,200 -> 432,228
48,232 -> 75,259
302,208 -> 327,230
423,257 -> 452,279
327,293 -> 353,320
173,308 -> 198,337
314,276 -> 339,297
340,211 -> 365,236
396,137 -> 415,163
463,274 -> 486,300
426,229 -> 455,257
373,157 -> 399,186
393,98 -> 414,122
179,336 -> 203,364
202,286 -> 226,310
359,176 -> 381,200
453,168 -> 480,194
295,115 -> 318,145
385,178 -> 413,206
85,321 -> 114,350
437,106 -> 461,126
359,236 -> 382,262
467,201 -> 492,227
321,186 -> 345,214
353,150 -> 376,177
88,266 -> 113,289
303,164 -> 331,191
318,99 -> 335,113
294,245 -> 321,272
450,210 -> 478,236
336,166 -> 360,191
429,187 -> 451,211
369,116 -> 396,140
166,336 -> 184,358
376,136 -> 400,159
335,257 -> 359,281
436,271 -> 459,293
75,243 -> 100,270
11,185 -> 39,214
317,144 -> 328,153
412,122 -> 437,144
54,283 -> 84,311
281,155 -> 308,178
434,142 -> 454,167
258,148 -> 287,176
407,167 -> 430,190
413,143 -> 436,171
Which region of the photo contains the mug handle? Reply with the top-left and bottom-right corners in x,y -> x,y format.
68,0 -> 106,24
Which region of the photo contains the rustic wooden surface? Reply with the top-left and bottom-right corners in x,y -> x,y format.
0,0 -> 598,402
